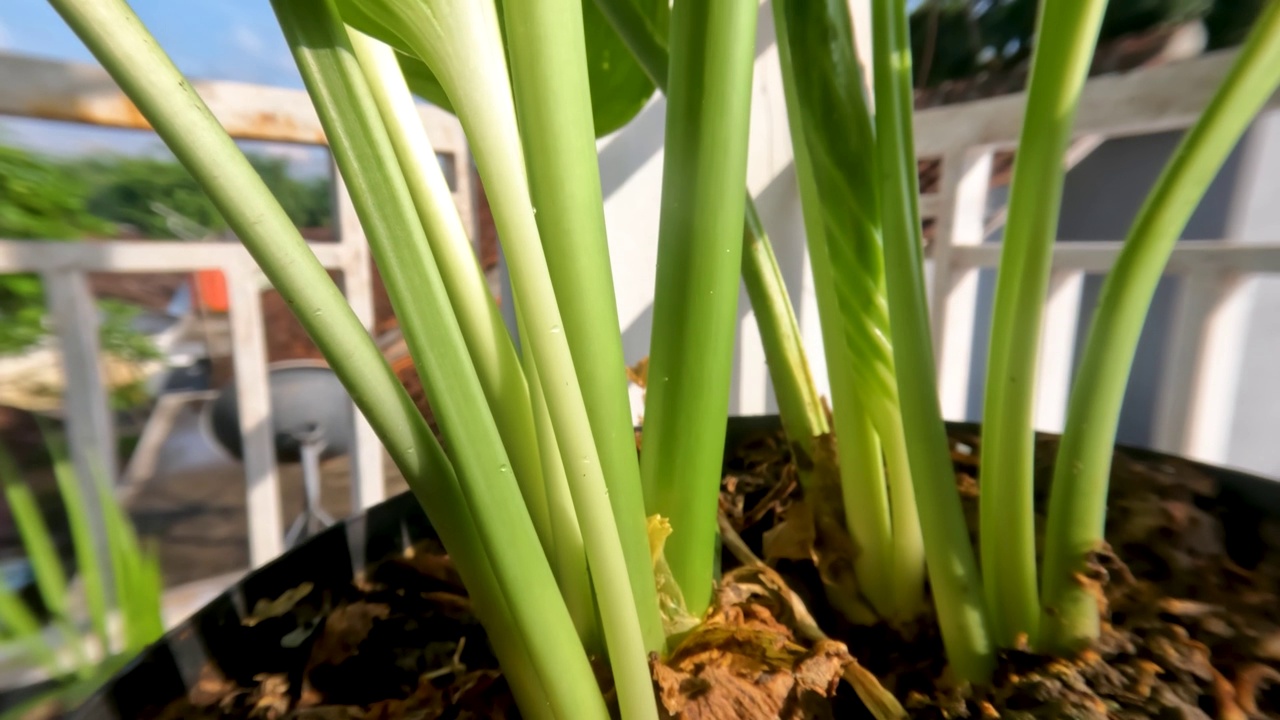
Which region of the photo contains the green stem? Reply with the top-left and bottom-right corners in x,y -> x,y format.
362,2 -> 655,715
520,308 -> 601,652
346,28 -> 556,561
640,0 -> 759,617
501,0 -> 663,654
775,0 -> 929,623
594,0 -> 830,461
742,205 -> 832,453
771,0 -> 894,618
812,241 -> 898,621
1042,2 -> 1280,653
48,1 -> 558,715
870,0 -> 994,682
980,0 -> 1108,648
273,2 -> 608,716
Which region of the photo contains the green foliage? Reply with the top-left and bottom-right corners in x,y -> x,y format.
69,153 -> 330,237
0,433 -> 163,690
0,145 -> 114,355
1,144 -> 328,360
380,0 -> 663,137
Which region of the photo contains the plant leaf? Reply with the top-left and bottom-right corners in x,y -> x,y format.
0,445 -> 69,623
350,0 -> 660,137
39,427 -> 110,655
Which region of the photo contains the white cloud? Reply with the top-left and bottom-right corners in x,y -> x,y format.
0,19 -> 12,50
231,23 -> 265,56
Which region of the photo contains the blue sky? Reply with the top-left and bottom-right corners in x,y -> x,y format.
0,0 -> 301,87
0,0 -> 329,173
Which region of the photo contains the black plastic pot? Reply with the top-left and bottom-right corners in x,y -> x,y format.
64,416 -> 1280,719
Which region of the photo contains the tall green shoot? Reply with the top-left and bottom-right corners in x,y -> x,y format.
499,0 -> 662,652
639,0 -> 759,617
869,0 -> 995,682
335,1 -> 657,715
980,0 -> 1109,648
1042,2 -> 1280,652
594,0 -> 831,472
775,0 -> 928,623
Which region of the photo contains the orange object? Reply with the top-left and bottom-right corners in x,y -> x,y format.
192,269 -> 229,313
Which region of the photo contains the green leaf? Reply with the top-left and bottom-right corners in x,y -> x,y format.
39,427 -> 110,655
0,448 -> 70,623
397,52 -> 453,112
579,0 -> 659,136
356,0 -> 661,137
0,571 -> 58,674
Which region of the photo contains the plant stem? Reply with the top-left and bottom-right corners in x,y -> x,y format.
775,0 -> 929,623
501,0 -> 664,653
869,0 -> 994,682
520,308 -> 601,651
640,0 -> 759,617
346,29 -> 556,561
593,0 -> 831,463
48,2 -> 559,715
979,0 -> 1108,648
362,2 -> 656,715
772,0 -> 895,617
274,3 -> 611,716
1042,1 -> 1280,653
742,205 -> 833,455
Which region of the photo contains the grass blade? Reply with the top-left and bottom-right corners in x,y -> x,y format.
1042,0 -> 1280,653
0,449 -> 69,627
0,449 -> 60,676
91,460 -> 161,651
869,0 -> 994,682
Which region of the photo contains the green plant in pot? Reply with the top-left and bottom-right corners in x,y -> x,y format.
44,0 -> 1280,716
